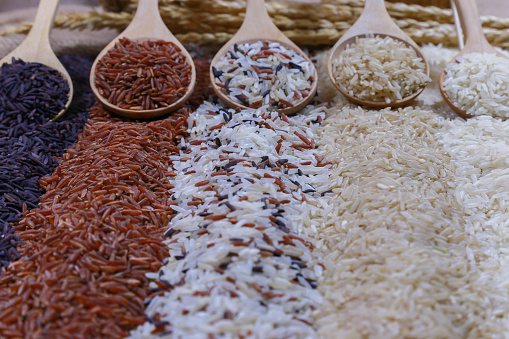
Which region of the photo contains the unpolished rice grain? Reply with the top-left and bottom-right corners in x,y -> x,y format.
188,58 -> 214,108
0,104 -> 191,338
332,35 -> 430,103
0,58 -> 69,125
129,103 -> 331,338
212,40 -> 314,109
0,55 -> 94,271
442,52 -> 509,118
94,37 -> 192,111
0,55 -> 213,338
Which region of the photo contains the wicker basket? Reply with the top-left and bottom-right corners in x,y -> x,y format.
387,0 -> 450,8
2,0 -> 509,48
97,0 -> 452,13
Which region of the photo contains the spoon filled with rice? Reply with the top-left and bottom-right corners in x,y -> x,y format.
209,0 -> 318,115
328,0 -> 430,108
439,0 -> 509,119
89,0 -> 196,119
0,0 -> 73,122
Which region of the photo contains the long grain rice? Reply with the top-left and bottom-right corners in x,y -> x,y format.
331,35 -> 430,103
212,41 -> 314,109
129,103 -> 331,338
309,44 -> 509,338
442,52 -> 509,118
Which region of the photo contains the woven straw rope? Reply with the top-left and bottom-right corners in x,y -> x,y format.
2,0 -> 509,48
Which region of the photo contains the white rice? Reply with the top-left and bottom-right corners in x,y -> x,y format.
331,35 -> 431,103
442,52 -> 509,118
313,106 -> 509,338
212,41 -> 314,109
311,44 -> 509,338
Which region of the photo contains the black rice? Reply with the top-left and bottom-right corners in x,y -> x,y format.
0,58 -> 69,127
0,55 -> 95,272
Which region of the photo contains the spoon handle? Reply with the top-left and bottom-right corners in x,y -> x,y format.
19,0 -> 60,57
347,0 -> 411,44
234,0 -> 286,42
359,0 -> 393,31
132,0 -> 162,26
123,0 -> 169,39
363,0 -> 390,18
243,0 -> 273,28
452,0 -> 491,50
27,0 -> 59,40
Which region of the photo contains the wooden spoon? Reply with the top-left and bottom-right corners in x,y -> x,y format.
209,0 -> 318,115
327,0 -> 430,108
439,0 -> 508,119
89,0 -> 196,119
0,0 -> 73,121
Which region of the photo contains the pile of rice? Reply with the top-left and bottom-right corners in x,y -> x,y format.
212,41 -> 314,109
129,44 -> 509,338
312,45 -> 509,337
313,106 -> 509,337
442,52 -> 509,118
129,104 -> 330,338
331,35 -> 430,103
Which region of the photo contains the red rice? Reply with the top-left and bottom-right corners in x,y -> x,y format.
94,37 -> 192,111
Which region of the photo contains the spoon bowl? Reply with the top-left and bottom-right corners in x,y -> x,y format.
327,0 -> 429,108
90,0 -> 196,119
210,0 -> 318,116
0,0 -> 73,121
439,0 -> 509,119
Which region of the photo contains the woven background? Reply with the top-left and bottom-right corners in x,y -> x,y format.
0,0 -> 508,58
2,0 -> 505,16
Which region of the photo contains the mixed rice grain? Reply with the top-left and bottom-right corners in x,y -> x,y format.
129,103 -> 331,338
212,40 -> 314,109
